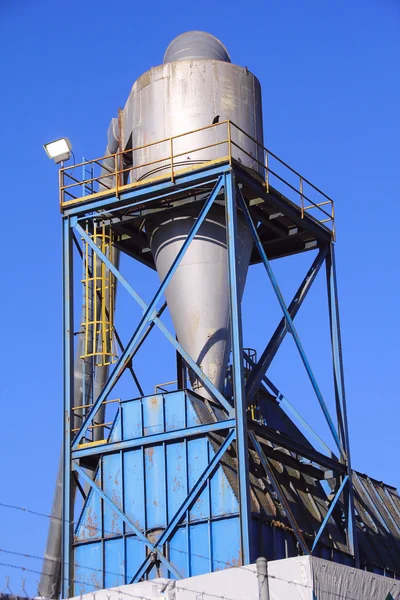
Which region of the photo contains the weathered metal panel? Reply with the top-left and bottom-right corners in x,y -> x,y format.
169,527 -> 189,578
109,411 -> 122,442
124,449 -> 146,530
103,453 -> 123,537
210,452 -> 239,517
74,541 -> 102,593
143,395 -> 164,435
167,441 -> 188,517
75,470 -> 102,542
165,391 -> 186,430
104,538 -> 124,588
212,518 -> 241,569
145,443 -> 167,529
122,400 -> 142,439
190,522 -> 210,576
125,536 -> 146,581
188,437 -> 210,521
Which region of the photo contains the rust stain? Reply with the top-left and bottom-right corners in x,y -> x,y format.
85,507 -> 99,539
147,447 -> 155,465
173,475 -> 182,492
153,500 -> 159,506
89,571 -> 101,589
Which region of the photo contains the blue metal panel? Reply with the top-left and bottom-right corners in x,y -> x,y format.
190,522 -> 210,576
72,416 -> 236,460
109,410 -> 122,443
165,392 -> 186,430
186,398 -> 200,428
143,395 -> 164,435
104,538 -> 124,588
74,542 -> 103,594
103,454 -> 123,536
145,444 -> 166,529
169,527 -> 189,578
188,437 -> 210,521
122,400 -> 142,439
211,518 -> 241,569
124,449 -> 146,531
75,470 -> 102,541
126,537 -> 147,582
167,441 -> 188,519
210,458 -> 239,517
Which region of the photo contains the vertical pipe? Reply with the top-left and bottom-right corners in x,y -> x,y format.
62,216 -> 74,598
325,243 -> 359,567
224,171 -> 252,564
256,557 -> 270,600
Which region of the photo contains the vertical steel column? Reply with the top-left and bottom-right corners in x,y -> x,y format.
62,217 -> 74,597
224,171 -> 252,564
325,243 -> 359,567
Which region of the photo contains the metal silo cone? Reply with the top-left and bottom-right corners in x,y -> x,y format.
146,201 -> 253,403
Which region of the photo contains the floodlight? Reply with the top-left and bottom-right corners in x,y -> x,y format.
43,137 -> 72,164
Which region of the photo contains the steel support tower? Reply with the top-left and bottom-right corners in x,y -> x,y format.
60,124 -> 360,597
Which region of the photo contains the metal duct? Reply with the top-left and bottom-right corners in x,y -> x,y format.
146,202 -> 253,402
163,30 -> 231,63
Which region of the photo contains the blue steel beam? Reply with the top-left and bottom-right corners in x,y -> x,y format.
248,431 -> 309,555
74,223 -> 232,419
245,246 -> 327,402
224,172 -> 252,565
64,163 -> 232,217
62,217 -> 74,599
73,463 -> 182,579
129,429 -> 236,583
326,244 -> 359,566
72,177 -> 233,448
311,475 -> 348,552
72,418 -> 236,459
237,190 -> 345,460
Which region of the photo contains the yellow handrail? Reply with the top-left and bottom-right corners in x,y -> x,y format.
59,120 -> 334,235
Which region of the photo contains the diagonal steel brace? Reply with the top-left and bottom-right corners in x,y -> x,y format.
73,463 -> 182,579
129,429 -> 236,582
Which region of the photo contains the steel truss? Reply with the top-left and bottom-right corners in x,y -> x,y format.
61,164 -> 358,597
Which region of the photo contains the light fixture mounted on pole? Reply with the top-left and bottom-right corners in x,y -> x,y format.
43,137 -> 73,164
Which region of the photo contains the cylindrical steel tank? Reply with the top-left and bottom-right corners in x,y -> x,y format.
123,31 -> 264,182
126,31 -> 261,402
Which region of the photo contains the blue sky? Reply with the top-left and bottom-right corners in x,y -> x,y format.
0,0 -> 399,594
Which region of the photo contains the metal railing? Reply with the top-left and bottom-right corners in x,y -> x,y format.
59,120 -> 335,235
